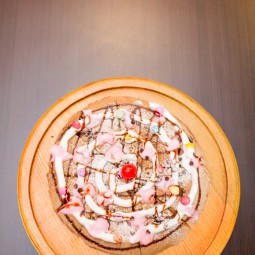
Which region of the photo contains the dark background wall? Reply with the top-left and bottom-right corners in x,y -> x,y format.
0,0 -> 254,254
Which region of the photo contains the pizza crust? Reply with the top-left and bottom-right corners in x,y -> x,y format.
47,98 -> 210,254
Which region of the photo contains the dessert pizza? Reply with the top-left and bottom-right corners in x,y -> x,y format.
48,99 -> 210,254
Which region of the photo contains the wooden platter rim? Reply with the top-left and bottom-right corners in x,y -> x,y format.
17,77 -> 240,255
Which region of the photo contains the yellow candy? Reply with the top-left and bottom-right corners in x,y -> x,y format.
185,143 -> 195,148
125,134 -> 133,141
169,186 -> 180,196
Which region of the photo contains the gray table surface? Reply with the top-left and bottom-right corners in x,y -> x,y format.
0,0 -> 254,254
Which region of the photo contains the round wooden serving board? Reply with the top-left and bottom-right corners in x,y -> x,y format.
18,78 -> 240,255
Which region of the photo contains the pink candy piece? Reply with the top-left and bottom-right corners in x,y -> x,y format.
105,145 -> 124,163
71,120 -> 81,129
96,132 -> 117,146
181,196 -> 190,206
140,142 -> 156,160
138,188 -> 155,204
58,187 -> 66,195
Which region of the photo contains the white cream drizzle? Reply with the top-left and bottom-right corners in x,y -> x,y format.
52,102 -> 200,244
54,119 -> 84,197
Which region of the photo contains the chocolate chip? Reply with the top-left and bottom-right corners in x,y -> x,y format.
145,156 -> 149,160
140,148 -> 144,153
146,229 -> 151,234
78,188 -> 83,193
189,161 -> 194,166
131,119 -> 135,124
74,184 -> 78,189
188,135 -> 193,143
178,148 -> 184,155
165,176 -> 169,181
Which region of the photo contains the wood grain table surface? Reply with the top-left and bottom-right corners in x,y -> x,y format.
0,0 -> 254,254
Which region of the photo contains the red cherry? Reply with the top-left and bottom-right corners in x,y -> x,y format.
120,164 -> 137,180
71,120 -> 81,129
181,196 -> 190,206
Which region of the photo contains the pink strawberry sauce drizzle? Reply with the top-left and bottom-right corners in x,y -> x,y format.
50,144 -> 72,162
177,203 -> 195,217
190,209 -> 199,224
152,106 -> 166,124
155,106 -> 164,115
190,157 -> 200,168
97,189 -> 113,206
129,214 -> 154,245
133,226 -> 154,245
73,145 -> 92,166
129,214 -> 147,230
71,120 -> 81,129
156,163 -> 164,173
96,132 -> 117,146
123,110 -> 136,129
138,187 -> 155,204
88,218 -> 110,235
105,145 -> 124,163
82,109 -> 104,129
82,183 -> 97,197
155,177 -> 174,192
58,187 -> 66,195
140,142 -> 156,160
166,137 -> 180,151
57,196 -> 83,214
